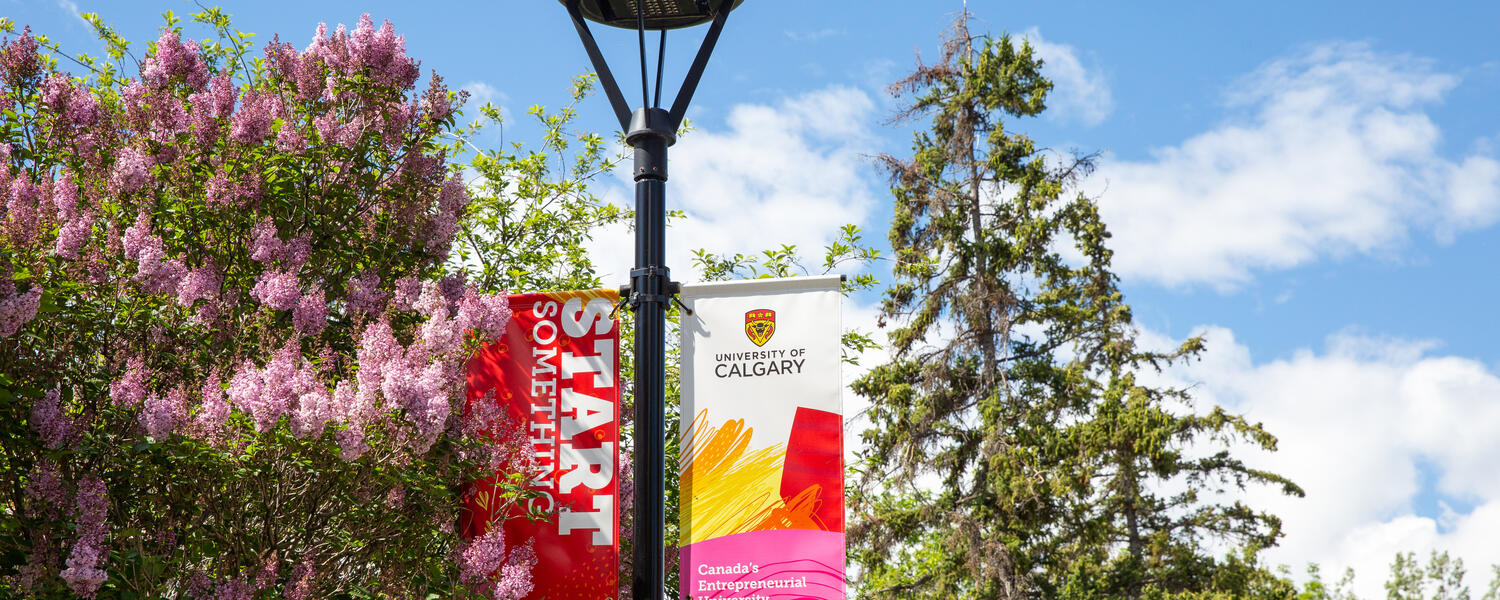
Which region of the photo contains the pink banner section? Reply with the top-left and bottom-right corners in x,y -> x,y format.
680,529 -> 846,600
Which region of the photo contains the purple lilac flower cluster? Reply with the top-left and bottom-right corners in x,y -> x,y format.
344,270 -> 387,317
139,387 -> 190,439
426,176 -> 470,254
109,356 -> 149,408
122,214 -> 187,295
5,176 -> 42,246
283,560 -> 316,600
229,91 -> 280,145
141,31 -> 209,90
458,390 -> 533,472
274,15 -> 419,100
329,281 -> 512,457
217,271 -> 510,455
458,528 -> 507,587
193,375 -> 231,442
458,529 -> 538,600
39,69 -> 106,157
0,279 -> 42,337
491,540 -> 537,600
110,147 -> 154,195
3,16 -> 537,597
292,286 -> 328,336
31,389 -> 77,449
51,175 -> 93,259
209,576 -> 252,600
59,475 -> 109,597
23,459 -> 67,518
177,261 -> 222,308
227,341 -> 324,434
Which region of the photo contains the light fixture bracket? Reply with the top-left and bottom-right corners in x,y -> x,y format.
562,0 -> 744,30
563,0 -> 737,133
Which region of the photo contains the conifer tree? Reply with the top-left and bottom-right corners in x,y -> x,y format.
849,12 -> 1301,599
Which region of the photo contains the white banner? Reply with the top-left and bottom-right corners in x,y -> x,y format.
678,275 -> 846,600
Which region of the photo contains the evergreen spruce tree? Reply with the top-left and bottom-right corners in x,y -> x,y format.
849,12 -> 1302,599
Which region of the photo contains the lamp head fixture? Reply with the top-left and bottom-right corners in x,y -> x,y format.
562,0 -> 744,30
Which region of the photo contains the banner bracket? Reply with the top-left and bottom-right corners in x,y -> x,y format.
609,285 -> 632,320
668,281 -> 693,315
620,274 -> 692,315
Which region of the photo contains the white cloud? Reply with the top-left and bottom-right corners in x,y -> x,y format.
1091,43 -> 1500,289
460,80 -> 512,124
1138,325 -> 1500,597
587,85 -> 879,284
1018,28 -> 1113,127
55,0 -> 85,23
462,81 -> 503,106
1443,155 -> 1500,241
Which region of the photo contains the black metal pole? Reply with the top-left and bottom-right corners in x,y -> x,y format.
627,108 -> 674,600
561,4 -> 734,598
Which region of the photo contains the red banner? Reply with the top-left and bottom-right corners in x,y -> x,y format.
463,290 -> 620,600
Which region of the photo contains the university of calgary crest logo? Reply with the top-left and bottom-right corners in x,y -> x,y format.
745,309 -> 776,347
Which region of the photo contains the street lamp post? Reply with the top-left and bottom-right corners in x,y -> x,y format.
558,2 -> 742,598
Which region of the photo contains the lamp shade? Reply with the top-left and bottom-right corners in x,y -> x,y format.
563,0 -> 744,30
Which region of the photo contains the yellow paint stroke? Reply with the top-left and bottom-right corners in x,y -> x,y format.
679,409 -> 829,546
539,288 -> 619,303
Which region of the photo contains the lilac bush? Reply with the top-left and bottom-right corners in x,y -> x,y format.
1,10 -> 533,598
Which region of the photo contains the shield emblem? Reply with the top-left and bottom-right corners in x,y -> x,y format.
745,309 -> 776,347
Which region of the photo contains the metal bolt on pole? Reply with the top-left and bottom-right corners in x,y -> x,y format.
560,1 -> 741,597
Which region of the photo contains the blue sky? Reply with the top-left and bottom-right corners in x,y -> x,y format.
15,1 -> 1500,595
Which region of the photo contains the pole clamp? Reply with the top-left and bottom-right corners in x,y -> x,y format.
628,265 -> 671,310
631,293 -> 672,307
617,277 -> 692,315
629,266 -> 672,280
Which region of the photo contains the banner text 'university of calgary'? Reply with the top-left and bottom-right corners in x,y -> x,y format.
679,276 -> 846,600
463,290 -> 619,600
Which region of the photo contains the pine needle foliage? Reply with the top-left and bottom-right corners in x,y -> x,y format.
849,12 -> 1303,600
